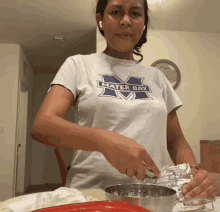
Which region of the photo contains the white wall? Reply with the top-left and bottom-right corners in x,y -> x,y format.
97,29 -> 220,166
0,44 -> 20,201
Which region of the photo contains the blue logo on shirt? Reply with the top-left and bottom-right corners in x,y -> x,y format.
97,75 -> 153,100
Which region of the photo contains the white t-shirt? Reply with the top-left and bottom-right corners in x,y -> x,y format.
49,52 -> 182,190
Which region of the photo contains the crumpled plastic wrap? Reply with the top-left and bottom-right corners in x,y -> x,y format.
143,163 -> 193,202
0,187 -> 87,212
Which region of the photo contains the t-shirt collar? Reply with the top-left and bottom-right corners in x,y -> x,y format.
97,52 -> 138,66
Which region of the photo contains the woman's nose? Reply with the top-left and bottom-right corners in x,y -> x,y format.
120,15 -> 132,26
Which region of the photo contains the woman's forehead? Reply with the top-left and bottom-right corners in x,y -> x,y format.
106,0 -> 144,8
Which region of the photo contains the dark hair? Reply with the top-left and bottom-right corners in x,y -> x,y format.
96,0 -> 150,63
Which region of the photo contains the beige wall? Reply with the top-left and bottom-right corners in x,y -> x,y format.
0,44 -> 20,201
97,29 -> 220,166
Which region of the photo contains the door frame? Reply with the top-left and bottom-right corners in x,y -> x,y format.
14,79 -> 29,195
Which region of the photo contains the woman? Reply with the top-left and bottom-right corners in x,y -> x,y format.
31,0 -> 218,199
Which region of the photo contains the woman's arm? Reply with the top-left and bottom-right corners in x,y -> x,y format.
167,110 -> 220,196
31,84 -> 102,151
166,110 -> 197,167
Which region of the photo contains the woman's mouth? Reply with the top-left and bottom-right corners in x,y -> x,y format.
116,34 -> 132,39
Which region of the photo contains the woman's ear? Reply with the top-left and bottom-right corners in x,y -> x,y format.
96,13 -> 103,30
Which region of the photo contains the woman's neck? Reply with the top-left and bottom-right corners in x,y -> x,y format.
103,49 -> 134,61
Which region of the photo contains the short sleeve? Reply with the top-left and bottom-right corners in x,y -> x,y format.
157,69 -> 182,114
47,57 -> 77,101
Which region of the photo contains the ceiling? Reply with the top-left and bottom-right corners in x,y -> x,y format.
0,0 -> 219,74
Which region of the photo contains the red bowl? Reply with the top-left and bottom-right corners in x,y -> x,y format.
32,200 -> 152,211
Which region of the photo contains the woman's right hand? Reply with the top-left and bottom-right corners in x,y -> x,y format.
95,129 -> 161,181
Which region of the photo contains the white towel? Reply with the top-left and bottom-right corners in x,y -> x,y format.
0,187 -> 86,212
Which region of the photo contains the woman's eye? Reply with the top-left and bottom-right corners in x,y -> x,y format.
112,10 -> 120,15
132,12 -> 140,16
112,10 -> 140,17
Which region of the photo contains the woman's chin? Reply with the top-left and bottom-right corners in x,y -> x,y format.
114,47 -> 134,53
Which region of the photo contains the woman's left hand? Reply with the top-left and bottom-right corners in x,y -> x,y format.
181,169 -> 218,199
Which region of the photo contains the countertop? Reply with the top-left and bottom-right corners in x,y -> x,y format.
0,188 -> 219,212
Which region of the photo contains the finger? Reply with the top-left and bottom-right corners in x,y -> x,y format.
126,164 -> 136,178
119,166 -> 127,175
183,172 -> 215,198
194,192 -> 208,200
142,160 -> 148,167
135,162 -> 145,181
182,170 -> 208,194
183,183 -> 206,198
142,151 -> 161,178
142,160 -> 157,178
184,188 -> 207,199
194,183 -> 219,199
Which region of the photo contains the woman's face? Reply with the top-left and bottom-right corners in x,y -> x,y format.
97,0 -> 145,59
